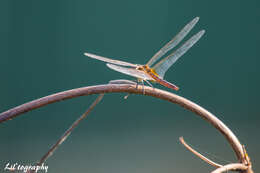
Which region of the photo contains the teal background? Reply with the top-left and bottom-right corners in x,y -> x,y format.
0,0 -> 259,172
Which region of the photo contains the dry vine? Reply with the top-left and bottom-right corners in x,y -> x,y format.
0,83 -> 253,173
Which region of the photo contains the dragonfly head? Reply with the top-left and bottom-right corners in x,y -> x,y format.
137,65 -> 150,71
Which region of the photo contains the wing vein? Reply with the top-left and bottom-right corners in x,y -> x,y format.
153,30 -> 205,78
146,17 -> 200,66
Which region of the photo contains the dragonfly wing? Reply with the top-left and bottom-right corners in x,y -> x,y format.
153,30 -> 205,78
84,52 -> 138,67
106,63 -> 153,80
146,17 -> 200,67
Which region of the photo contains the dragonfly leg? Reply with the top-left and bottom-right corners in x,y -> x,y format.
144,80 -> 154,89
124,79 -> 140,99
135,80 -> 139,90
141,80 -> 145,94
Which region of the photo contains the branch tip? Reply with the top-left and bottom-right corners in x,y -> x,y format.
179,136 -> 222,168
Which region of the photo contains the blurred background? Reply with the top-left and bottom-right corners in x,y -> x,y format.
0,0 -> 259,172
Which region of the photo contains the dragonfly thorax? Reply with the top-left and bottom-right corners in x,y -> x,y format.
136,65 -> 159,77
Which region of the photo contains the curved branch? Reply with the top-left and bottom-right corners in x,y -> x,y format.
0,83 -> 249,170
211,163 -> 248,173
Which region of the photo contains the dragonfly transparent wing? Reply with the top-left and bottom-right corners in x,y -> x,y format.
84,52 -> 138,67
153,30 -> 205,78
106,63 -> 153,80
146,17 -> 200,67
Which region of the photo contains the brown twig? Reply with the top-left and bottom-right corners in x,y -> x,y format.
179,137 -> 251,173
28,94 -> 104,173
0,83 -> 253,173
179,137 -> 222,168
40,94 -> 103,164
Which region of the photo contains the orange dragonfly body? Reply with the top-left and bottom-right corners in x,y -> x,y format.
137,65 -> 179,90
85,17 -> 205,91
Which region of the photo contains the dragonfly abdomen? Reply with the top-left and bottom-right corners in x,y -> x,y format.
147,71 -> 179,91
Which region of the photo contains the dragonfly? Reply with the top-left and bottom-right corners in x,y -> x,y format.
84,17 -> 205,91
